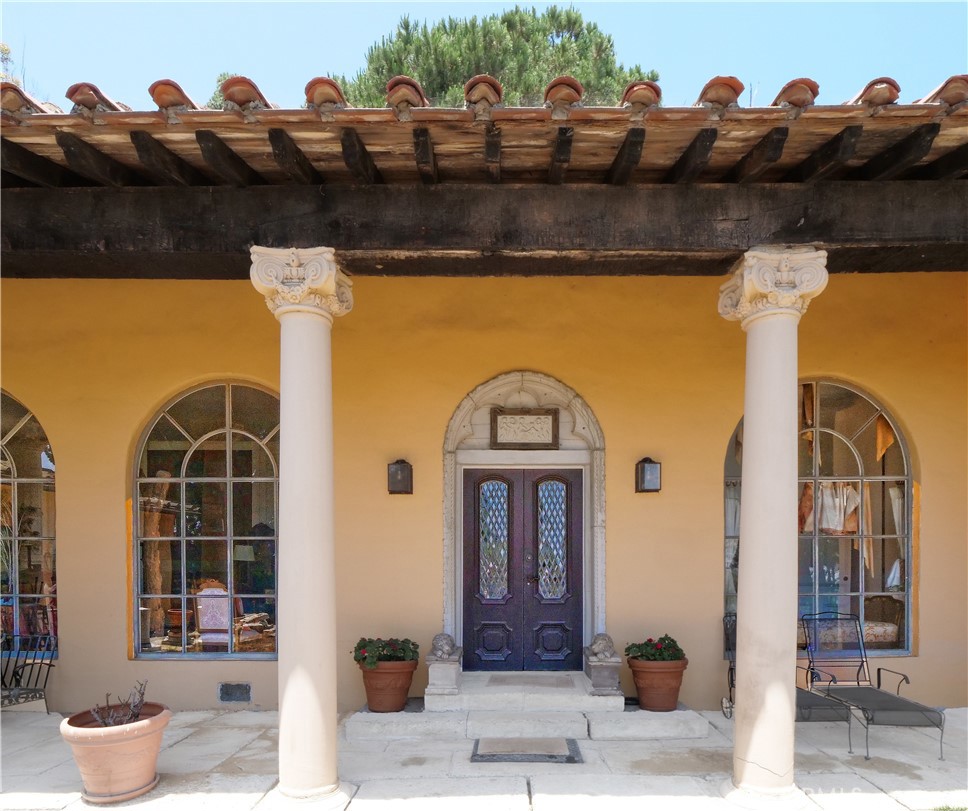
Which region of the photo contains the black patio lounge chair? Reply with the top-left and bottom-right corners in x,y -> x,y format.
722,613 -> 852,748
800,612 -> 945,760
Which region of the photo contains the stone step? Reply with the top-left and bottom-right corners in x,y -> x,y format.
424,671 -> 624,713
343,704 -> 710,742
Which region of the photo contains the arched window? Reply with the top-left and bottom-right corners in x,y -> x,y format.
135,383 -> 278,657
1,392 -> 57,638
725,380 -> 912,653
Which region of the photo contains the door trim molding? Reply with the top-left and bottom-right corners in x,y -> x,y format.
442,371 -> 605,647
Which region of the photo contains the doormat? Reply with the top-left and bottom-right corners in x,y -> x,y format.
471,737 -> 582,764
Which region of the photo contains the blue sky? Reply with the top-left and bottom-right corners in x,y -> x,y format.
2,2 -> 966,110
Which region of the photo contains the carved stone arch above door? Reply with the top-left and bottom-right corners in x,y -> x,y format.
442,371 -> 606,643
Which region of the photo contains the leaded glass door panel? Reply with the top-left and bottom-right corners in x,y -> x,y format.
462,468 -> 583,671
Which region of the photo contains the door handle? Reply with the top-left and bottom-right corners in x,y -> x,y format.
526,575 -> 539,585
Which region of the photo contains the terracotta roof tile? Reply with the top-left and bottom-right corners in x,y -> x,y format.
386,75 -> 429,108
304,77 -> 347,108
1,81 -> 61,114
771,78 -> 820,108
544,75 -> 584,106
65,82 -> 130,113
219,76 -> 271,108
696,76 -> 745,107
148,79 -> 199,111
917,74 -> 968,106
464,74 -> 503,106
845,77 -> 900,106
621,80 -> 661,107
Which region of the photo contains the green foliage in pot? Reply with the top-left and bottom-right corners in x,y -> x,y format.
625,634 -> 685,662
353,637 -> 419,669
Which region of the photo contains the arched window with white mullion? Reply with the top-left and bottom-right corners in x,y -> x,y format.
725,380 -> 912,653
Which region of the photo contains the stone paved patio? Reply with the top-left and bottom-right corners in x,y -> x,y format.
1,706 -> 964,810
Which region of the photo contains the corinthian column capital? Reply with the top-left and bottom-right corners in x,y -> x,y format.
718,247 -> 828,328
250,246 -> 354,320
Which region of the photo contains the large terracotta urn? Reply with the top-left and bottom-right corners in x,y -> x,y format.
60,702 -> 172,804
359,660 -> 418,712
628,658 -> 688,712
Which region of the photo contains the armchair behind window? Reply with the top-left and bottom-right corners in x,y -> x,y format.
194,579 -> 268,652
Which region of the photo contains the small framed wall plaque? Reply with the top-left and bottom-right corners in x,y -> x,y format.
490,408 -> 559,450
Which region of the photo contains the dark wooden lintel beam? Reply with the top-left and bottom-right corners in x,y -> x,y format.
664,128 -> 718,184
54,131 -> 147,187
485,123 -> 501,183
267,128 -> 324,185
783,125 -> 863,184
726,127 -> 789,183
907,142 -> 968,180
195,130 -> 266,187
340,127 -> 383,184
412,127 -> 439,185
856,123 -> 941,181
2,137 -> 90,188
4,183 -> 964,263
130,130 -> 209,186
548,126 -> 574,185
605,127 -> 645,186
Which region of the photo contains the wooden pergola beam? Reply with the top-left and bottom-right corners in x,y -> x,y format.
195,130 -> 266,186
267,128 -> 324,185
484,123 -> 502,183
726,127 -> 789,183
340,128 -> 383,184
783,126 -> 863,184
412,128 -> 439,185
4,182 -> 964,262
906,141 -> 968,180
55,131 -> 148,187
856,123 -> 941,181
130,131 -> 210,186
2,137 -> 91,188
548,126 -> 574,185
605,128 -> 645,186
664,128 -> 718,184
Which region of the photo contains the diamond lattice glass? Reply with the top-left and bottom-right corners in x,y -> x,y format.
479,480 -> 509,600
538,480 -> 567,599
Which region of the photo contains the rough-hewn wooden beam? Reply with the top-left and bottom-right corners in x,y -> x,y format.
195,130 -> 266,186
340,128 -> 383,184
2,138 -> 90,187
905,141 -> 968,180
548,127 -> 573,185
783,126 -> 863,184
664,128 -> 718,184
725,127 -> 789,183
1,170 -> 35,188
855,123 -> 940,181
130,130 -> 210,186
267,128 -> 324,185
485,123 -> 501,183
605,128 -> 645,186
413,128 -> 439,185
4,183 -> 964,272
54,131 -> 148,187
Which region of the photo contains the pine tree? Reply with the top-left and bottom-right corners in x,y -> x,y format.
337,6 -> 657,108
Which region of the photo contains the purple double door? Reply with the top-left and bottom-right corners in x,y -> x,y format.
462,468 -> 583,671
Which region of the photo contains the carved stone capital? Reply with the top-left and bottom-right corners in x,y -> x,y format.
250,246 -> 354,320
718,247 -> 828,327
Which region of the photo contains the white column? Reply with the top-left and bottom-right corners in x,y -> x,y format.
718,247 -> 828,803
251,246 -> 353,805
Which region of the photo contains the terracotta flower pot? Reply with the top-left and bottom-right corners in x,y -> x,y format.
60,701 -> 172,804
359,660 -> 418,712
628,657 -> 688,712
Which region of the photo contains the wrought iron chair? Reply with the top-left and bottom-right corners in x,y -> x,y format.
800,612 -> 945,759
722,613 -> 852,746
1,634 -> 57,712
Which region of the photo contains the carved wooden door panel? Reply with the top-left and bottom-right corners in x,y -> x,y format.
462,468 -> 583,670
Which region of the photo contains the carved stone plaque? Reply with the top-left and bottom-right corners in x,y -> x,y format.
490,408 -> 559,450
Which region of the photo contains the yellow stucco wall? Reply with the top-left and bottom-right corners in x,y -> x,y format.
1,271 -> 965,714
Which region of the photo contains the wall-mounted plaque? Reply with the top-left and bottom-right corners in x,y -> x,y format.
490,408 -> 559,450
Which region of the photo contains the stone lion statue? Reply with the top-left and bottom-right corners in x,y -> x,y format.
588,633 -> 617,661
430,633 -> 456,658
